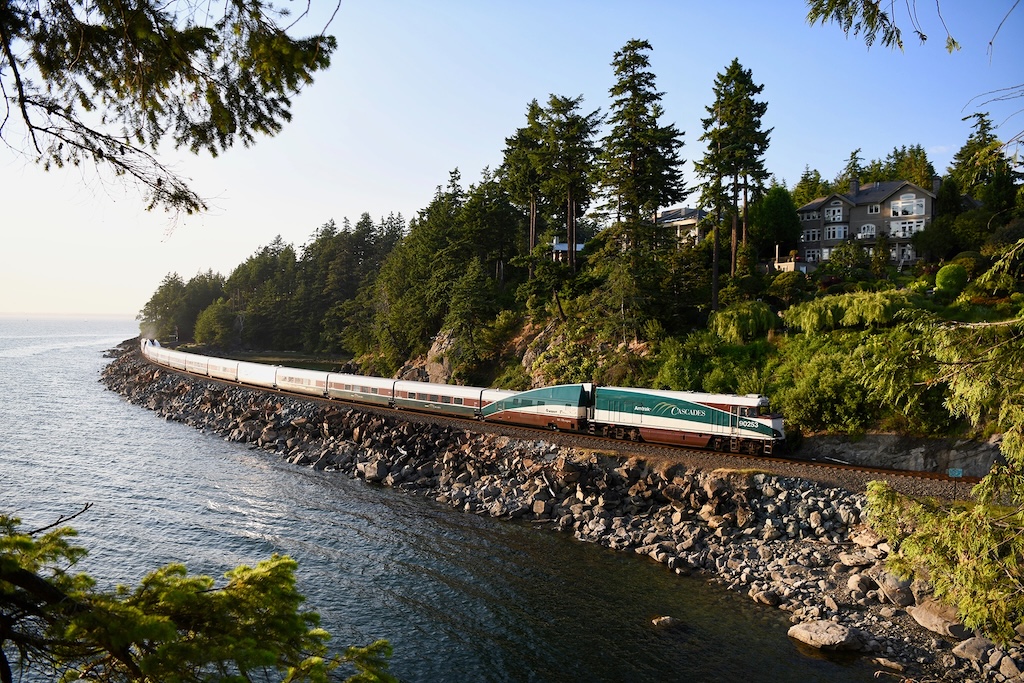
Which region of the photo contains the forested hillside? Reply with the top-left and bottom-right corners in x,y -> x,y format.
139,40 -> 1023,445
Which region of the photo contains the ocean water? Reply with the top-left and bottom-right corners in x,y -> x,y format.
0,316 -> 875,682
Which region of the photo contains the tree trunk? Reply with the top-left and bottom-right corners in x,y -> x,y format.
729,175 -> 740,277
712,220 -> 720,311
566,193 -> 576,271
742,178 -> 749,247
528,195 -> 537,280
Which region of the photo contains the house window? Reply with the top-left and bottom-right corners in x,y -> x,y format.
801,228 -> 821,242
857,224 -> 876,240
821,247 -> 833,260
804,248 -> 821,262
868,204 -> 880,215
890,219 -> 925,238
891,195 -> 925,217
825,224 -> 848,240
824,206 -> 844,222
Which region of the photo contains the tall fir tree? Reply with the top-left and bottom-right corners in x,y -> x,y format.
598,39 -> 687,232
948,113 -> 1021,213
534,94 -> 602,272
792,166 -> 829,207
594,39 -> 688,338
696,59 -> 772,279
500,100 -> 547,277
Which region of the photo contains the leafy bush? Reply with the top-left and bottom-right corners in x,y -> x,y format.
784,291 -> 917,333
935,263 -> 969,296
710,301 -> 778,344
767,332 -> 879,433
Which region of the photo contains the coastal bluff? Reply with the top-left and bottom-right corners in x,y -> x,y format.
102,340 -> 1022,682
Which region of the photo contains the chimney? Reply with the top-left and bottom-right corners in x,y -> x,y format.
849,178 -> 860,196
932,176 -> 941,194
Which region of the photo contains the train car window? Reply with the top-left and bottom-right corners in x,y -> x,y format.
537,400 -> 545,406
454,398 -> 464,405
417,393 -> 427,401
441,396 -> 451,404
429,395 -> 439,402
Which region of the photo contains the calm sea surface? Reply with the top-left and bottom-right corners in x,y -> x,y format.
0,316 -> 875,682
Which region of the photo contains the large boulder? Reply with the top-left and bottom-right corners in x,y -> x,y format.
868,567 -> 914,607
788,621 -> 864,651
907,598 -> 971,639
951,636 -> 993,663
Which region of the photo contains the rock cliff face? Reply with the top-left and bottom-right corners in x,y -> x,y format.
102,342 -> 1023,682
799,434 -> 1002,478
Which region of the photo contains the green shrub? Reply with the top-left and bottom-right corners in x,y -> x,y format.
935,263 -> 969,296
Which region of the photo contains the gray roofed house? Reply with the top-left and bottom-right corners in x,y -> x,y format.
795,178 -> 939,269
655,206 -> 709,244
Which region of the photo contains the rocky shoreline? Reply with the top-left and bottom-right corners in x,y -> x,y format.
101,341 -> 1022,682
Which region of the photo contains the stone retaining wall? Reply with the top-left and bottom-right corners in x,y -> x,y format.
101,343 -> 1023,682
798,434 -> 1002,478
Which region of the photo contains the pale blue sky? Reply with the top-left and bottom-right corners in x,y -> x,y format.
2,1 -> 1021,316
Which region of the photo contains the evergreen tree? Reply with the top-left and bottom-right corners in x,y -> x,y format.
888,144 -> 937,188
138,273 -> 187,341
949,114 -> 1021,213
749,185 -> 801,258
593,38 -> 688,339
833,148 -> 864,191
459,169 -> 524,287
598,39 -> 687,229
0,0 -> 336,213
0,511 -> 396,682
534,94 -> 602,271
500,100 -> 547,277
862,240 -> 1024,643
791,166 -> 829,207
696,59 -> 772,278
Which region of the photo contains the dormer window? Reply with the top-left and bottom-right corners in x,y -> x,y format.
824,206 -> 844,222
868,204 -> 880,215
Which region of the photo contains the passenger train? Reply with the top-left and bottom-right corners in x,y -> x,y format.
141,340 -> 786,455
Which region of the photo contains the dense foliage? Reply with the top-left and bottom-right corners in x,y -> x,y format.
0,510 -> 395,682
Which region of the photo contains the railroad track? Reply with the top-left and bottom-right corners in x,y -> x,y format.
153,358 -> 981,500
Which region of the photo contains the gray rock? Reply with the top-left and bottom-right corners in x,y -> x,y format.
847,573 -> 877,595
908,599 -> 971,639
651,615 -> 681,628
952,636 -> 994,662
869,568 -> 915,607
788,620 -> 864,651
751,590 -> 781,606
850,526 -> 885,548
839,549 -> 879,567
363,459 -> 389,482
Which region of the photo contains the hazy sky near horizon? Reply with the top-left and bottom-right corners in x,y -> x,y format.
2,1 -> 1022,317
